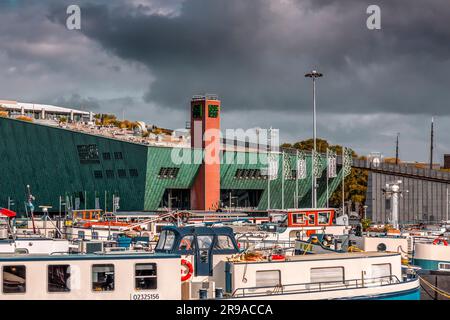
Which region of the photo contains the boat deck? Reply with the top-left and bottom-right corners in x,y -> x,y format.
232,251 -> 400,264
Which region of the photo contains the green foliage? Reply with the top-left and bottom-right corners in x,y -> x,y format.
361,218 -> 372,231
93,114 -> 138,130
95,114 -> 117,126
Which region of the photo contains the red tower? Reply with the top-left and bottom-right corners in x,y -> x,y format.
190,94 -> 221,211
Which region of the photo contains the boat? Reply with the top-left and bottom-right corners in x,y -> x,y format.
224,252 -> 419,300
0,224 -> 420,300
0,251 -> 181,300
154,225 -> 420,300
412,239 -> 450,272
410,239 -> 450,300
233,208 -> 351,250
0,208 -> 73,254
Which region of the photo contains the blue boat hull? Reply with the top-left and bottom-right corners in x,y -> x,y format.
413,258 -> 449,271
342,287 -> 421,300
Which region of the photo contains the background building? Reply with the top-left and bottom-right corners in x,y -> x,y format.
0,106 -> 344,214
365,163 -> 450,224
0,100 -> 93,122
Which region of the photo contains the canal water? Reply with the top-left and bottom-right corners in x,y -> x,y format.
419,273 -> 450,300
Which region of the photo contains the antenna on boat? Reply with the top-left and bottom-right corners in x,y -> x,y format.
26,185 -> 37,234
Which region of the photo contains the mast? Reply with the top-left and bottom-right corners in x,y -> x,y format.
395,133 -> 399,165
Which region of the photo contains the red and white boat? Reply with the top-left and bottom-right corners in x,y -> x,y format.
234,208 -> 351,249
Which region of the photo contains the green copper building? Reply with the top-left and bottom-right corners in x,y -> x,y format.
0,116 -> 344,213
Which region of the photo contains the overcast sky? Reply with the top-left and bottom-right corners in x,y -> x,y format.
1,0 -> 449,163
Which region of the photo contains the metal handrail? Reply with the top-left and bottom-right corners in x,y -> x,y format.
232,275 -> 402,297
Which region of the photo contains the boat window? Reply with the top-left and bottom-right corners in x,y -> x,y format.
92,264 -> 115,292
48,265 -> 71,293
155,230 -> 176,251
370,264 -> 391,280
92,231 -> 99,240
155,230 -> 167,250
310,267 -> 344,284
14,248 -> 29,254
438,263 -> 450,271
3,265 -> 26,294
197,235 -> 214,250
135,263 -> 157,290
78,230 -> 85,240
179,235 -> 195,250
318,212 -> 330,225
308,214 -> 316,225
214,235 -> 235,250
255,270 -> 281,287
164,231 -> 176,250
292,213 -> 306,225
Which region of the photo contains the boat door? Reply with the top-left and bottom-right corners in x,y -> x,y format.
194,234 -> 214,276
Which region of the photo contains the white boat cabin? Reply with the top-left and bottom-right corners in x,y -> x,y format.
226,252 -> 419,300
0,252 -> 181,300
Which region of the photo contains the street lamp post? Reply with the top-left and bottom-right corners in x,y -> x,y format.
305,70 -> 323,208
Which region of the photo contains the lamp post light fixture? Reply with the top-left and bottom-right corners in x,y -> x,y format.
305,70 -> 323,208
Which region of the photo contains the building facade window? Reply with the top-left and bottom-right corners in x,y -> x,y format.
208,105 -> 219,118
234,169 -> 265,180
102,152 -> 111,160
114,152 -> 123,160
48,265 -> 71,293
129,169 -> 139,177
158,167 -> 179,179
3,265 -> 26,293
192,104 -> 202,119
135,263 -> 157,290
94,170 -> 103,179
290,170 -> 297,180
92,264 -> 115,292
77,144 -> 100,164
106,170 -> 114,179
118,169 -> 127,178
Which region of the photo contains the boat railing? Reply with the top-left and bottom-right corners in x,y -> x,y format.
231,275 -> 402,298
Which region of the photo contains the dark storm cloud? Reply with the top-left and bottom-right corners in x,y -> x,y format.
0,0 -> 152,109
46,0 -> 450,116
1,0 -> 449,162
53,94 -> 101,111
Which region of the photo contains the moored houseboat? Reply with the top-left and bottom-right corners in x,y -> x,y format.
154,225 -> 420,300
0,251 -> 181,300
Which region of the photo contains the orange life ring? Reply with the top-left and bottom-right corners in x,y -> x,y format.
181,259 -> 193,282
433,238 -> 448,246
